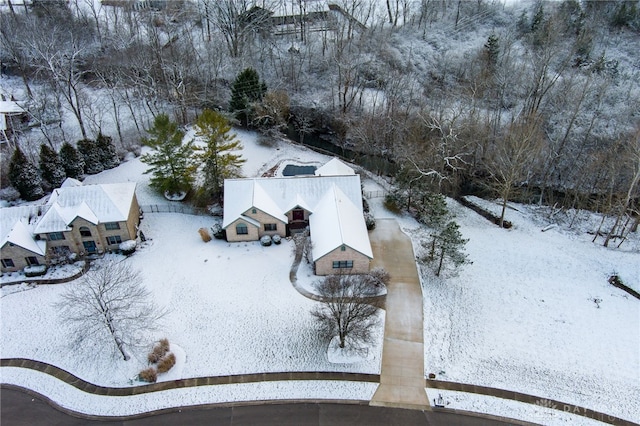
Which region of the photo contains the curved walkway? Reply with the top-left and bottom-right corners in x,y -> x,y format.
0,358 -> 377,396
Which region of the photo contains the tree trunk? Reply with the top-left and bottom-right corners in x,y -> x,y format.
436,246 -> 445,276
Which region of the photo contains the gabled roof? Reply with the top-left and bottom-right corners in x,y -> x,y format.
0,205 -> 46,256
314,157 -> 355,176
1,221 -> 45,256
284,194 -> 313,214
34,183 -> 136,234
60,177 -> 83,188
223,175 -> 363,229
252,182 -> 288,223
309,184 -> 373,261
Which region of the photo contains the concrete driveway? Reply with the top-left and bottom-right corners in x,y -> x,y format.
369,219 -> 430,410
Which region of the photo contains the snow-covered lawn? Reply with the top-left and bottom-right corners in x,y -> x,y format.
2,128 -> 638,424
401,198 -> 639,423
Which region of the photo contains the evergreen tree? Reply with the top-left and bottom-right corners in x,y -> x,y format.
419,192 -> 450,230
39,144 -> 66,189
230,68 -> 267,126
8,147 -> 44,201
77,138 -> 104,174
194,109 -> 246,198
59,142 -> 85,179
141,114 -> 198,196
484,34 -> 500,70
430,221 -> 470,277
96,132 -> 120,170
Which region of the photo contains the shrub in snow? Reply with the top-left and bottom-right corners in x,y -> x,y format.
148,338 -> 170,364
139,367 -> 157,383
77,139 -> 104,175
198,228 -> 212,242
211,223 -> 226,239
59,143 -> 85,179
272,234 -> 282,244
260,235 -> 272,246
364,212 -> 376,230
23,265 -> 47,277
0,186 -> 20,203
8,147 -> 44,201
158,338 -> 170,352
119,240 -> 136,255
96,133 -> 120,170
157,352 -> 176,373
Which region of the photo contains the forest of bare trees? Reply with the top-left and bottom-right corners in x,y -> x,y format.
1,0 -> 638,226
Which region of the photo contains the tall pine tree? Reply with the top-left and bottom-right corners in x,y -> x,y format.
141,114 -> 198,196
8,147 -> 44,201
59,142 -> 85,179
230,68 -> 267,126
77,139 -> 104,175
194,109 -> 246,199
96,132 -> 120,170
39,144 -> 66,189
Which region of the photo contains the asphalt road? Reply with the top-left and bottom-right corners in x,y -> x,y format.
1,387 -> 531,426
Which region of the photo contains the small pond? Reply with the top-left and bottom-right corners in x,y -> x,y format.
282,164 -> 317,176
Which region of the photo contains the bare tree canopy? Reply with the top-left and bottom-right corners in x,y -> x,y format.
312,272 -> 385,350
56,259 -> 166,361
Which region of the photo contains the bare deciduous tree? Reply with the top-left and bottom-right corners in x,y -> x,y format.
56,259 -> 166,361
484,115 -> 545,227
312,273 -> 384,349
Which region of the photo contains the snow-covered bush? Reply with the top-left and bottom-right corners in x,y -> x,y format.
23,265 -> 47,277
260,235 -> 272,246
364,212 -> 376,230
119,240 -> 137,255
0,186 -> 21,203
272,234 -> 282,244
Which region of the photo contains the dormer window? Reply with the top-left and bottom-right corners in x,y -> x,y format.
252,208 -> 257,214
341,245 -> 346,251
79,227 -> 92,237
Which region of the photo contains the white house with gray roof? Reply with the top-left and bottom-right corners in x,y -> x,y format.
222,158 -> 372,275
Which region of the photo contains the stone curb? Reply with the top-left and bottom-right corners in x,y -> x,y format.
0,358 -> 379,397
426,379 -> 638,426
3,359 -> 635,425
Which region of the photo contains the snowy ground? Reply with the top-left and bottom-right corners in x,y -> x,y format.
397,197 -> 639,423
1,129 -> 638,424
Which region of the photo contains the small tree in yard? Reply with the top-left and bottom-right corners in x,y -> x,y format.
427,221 -> 470,277
141,114 -> 198,196
312,274 -> 383,349
8,147 -> 44,201
56,259 -> 166,361
59,142 -> 85,179
194,109 -> 245,199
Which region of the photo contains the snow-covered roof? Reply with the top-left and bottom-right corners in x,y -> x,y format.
60,177 -> 83,188
1,221 -> 45,256
310,184 -> 373,261
223,175 -> 363,229
34,183 -> 136,234
314,158 -> 355,176
0,100 -> 25,114
0,205 -> 46,255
